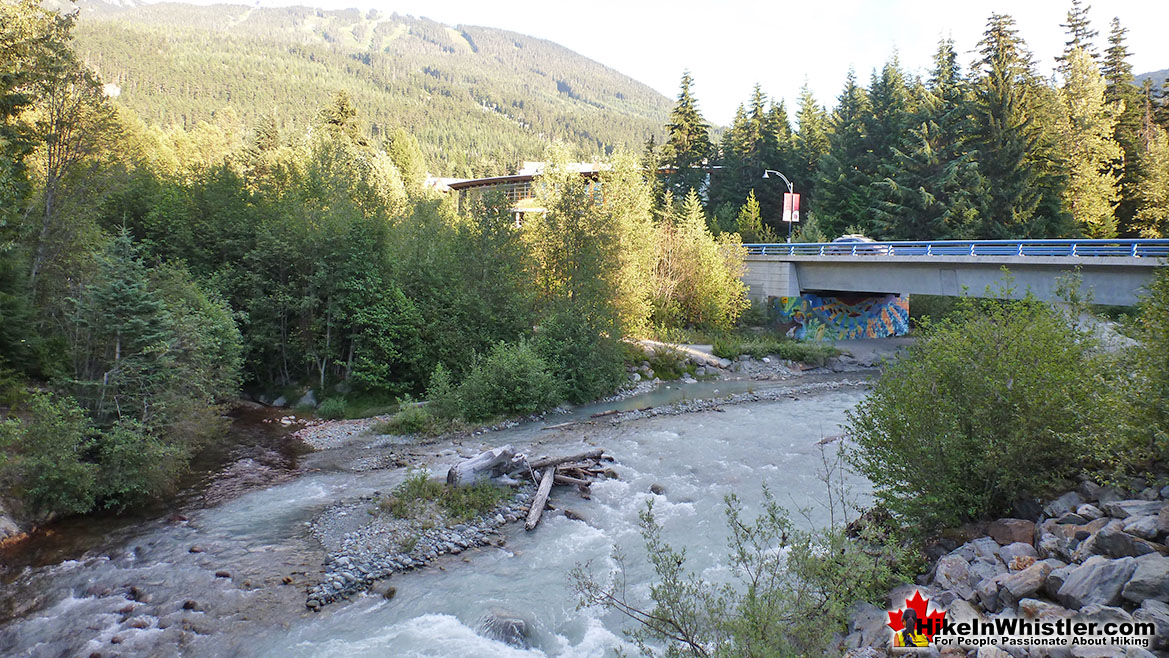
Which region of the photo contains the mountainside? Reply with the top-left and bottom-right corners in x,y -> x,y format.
67,1 -> 671,175
1135,68 -> 1168,90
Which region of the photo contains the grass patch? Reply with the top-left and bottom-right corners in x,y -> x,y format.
370,395 -> 449,436
712,333 -> 838,366
380,470 -> 512,524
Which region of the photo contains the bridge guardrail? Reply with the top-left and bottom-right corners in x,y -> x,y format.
743,239 -> 1169,258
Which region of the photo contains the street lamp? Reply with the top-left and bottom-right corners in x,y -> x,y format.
762,169 -> 795,243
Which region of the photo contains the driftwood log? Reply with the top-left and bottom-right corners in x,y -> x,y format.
524,468 -> 556,530
445,446 -> 612,531
446,445 -> 524,486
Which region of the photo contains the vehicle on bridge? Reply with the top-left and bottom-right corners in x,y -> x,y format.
824,234 -> 890,255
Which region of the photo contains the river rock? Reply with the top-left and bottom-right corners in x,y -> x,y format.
1134,599 -> 1169,649
272,395 -> 287,407
1056,555 -> 1137,609
999,560 -> 1057,608
988,518 -> 1034,546
999,541 -> 1038,569
845,602 -> 889,649
1093,520 -> 1160,558
650,483 -> 666,495
1158,506 -> 1169,536
1077,503 -> 1105,521
297,389 -> 317,408
1121,554 -> 1169,604
976,573 -> 1011,612
479,610 -> 530,649
1102,499 -> 1164,519
1123,514 -> 1161,540
1045,492 -> 1086,518
1141,487 -> 1160,501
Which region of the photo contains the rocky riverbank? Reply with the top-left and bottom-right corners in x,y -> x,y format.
306,486 -> 536,610
842,479 -> 1169,657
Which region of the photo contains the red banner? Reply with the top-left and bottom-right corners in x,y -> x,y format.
783,192 -> 800,223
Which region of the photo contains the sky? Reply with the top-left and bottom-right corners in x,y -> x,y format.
146,0 -> 1168,126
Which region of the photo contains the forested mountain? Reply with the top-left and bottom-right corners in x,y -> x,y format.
1135,69 -> 1168,89
63,0 -> 671,176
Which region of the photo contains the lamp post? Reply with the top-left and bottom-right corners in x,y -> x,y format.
762,169 -> 795,243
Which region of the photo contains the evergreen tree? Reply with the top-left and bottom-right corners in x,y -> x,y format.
1058,48 -> 1122,237
660,72 -> 713,200
1131,123 -> 1169,238
816,70 -> 873,238
1057,0 -> 1099,70
970,13 -> 1068,238
871,40 -> 985,239
734,190 -> 778,243
793,83 -> 829,215
1102,18 -> 1144,235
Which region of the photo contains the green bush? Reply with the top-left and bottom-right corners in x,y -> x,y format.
455,340 -> 561,421
0,391 -> 97,517
380,469 -> 510,524
644,345 -> 692,380
908,294 -> 959,328
845,297 -> 1112,532
95,419 -> 185,511
712,334 -> 838,365
424,363 -> 458,419
535,311 -> 624,404
373,395 -> 437,435
1115,267 -> 1169,467
316,397 -> 347,420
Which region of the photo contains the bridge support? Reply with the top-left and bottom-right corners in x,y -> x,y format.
771,293 -> 910,340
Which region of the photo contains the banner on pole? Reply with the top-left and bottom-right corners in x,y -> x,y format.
783,192 -> 800,223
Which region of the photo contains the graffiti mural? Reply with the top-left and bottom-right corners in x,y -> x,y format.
772,293 -> 910,340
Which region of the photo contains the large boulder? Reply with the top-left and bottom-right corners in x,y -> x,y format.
844,602 -> 889,649
1121,554 -> 1169,604
1102,500 -> 1164,520
478,609 -> 531,649
1045,492 -> 1086,518
988,518 -> 1035,546
1123,515 -> 1161,540
1133,599 -> 1169,649
1056,555 -> 1137,609
1092,520 -> 1161,559
933,554 -> 974,600
999,560 -> 1057,608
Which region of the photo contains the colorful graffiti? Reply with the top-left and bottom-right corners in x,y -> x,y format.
772,293 -> 910,340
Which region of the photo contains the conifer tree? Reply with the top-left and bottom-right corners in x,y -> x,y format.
1058,48 -> 1122,237
1102,18 -> 1144,235
970,13 -> 1068,238
793,83 -> 829,214
816,70 -> 873,238
1132,118 -> 1169,238
660,71 -> 713,200
1057,0 -> 1099,69
871,40 -> 985,239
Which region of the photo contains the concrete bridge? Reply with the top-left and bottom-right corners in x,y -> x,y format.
743,239 -> 1169,307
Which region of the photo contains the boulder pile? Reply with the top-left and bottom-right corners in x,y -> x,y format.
844,479 -> 1169,657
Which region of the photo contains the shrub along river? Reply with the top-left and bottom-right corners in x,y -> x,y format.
0,377 -> 871,657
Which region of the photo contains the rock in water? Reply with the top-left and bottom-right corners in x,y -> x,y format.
479,610 -> 530,649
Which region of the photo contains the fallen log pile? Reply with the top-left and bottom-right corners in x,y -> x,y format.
445,446 -> 613,531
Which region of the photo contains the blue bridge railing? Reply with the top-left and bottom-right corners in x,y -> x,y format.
744,239 -> 1169,258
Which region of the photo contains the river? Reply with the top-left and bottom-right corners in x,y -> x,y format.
0,380 -> 871,657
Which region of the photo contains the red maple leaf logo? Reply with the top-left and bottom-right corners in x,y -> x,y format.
887,590 -> 947,641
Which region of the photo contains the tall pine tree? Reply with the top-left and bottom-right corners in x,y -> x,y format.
660,71 -> 713,201
1058,48 -> 1122,237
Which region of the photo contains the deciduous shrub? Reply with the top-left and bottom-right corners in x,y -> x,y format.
453,340 -> 561,421
316,397 -> 347,420
845,296 -> 1111,531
